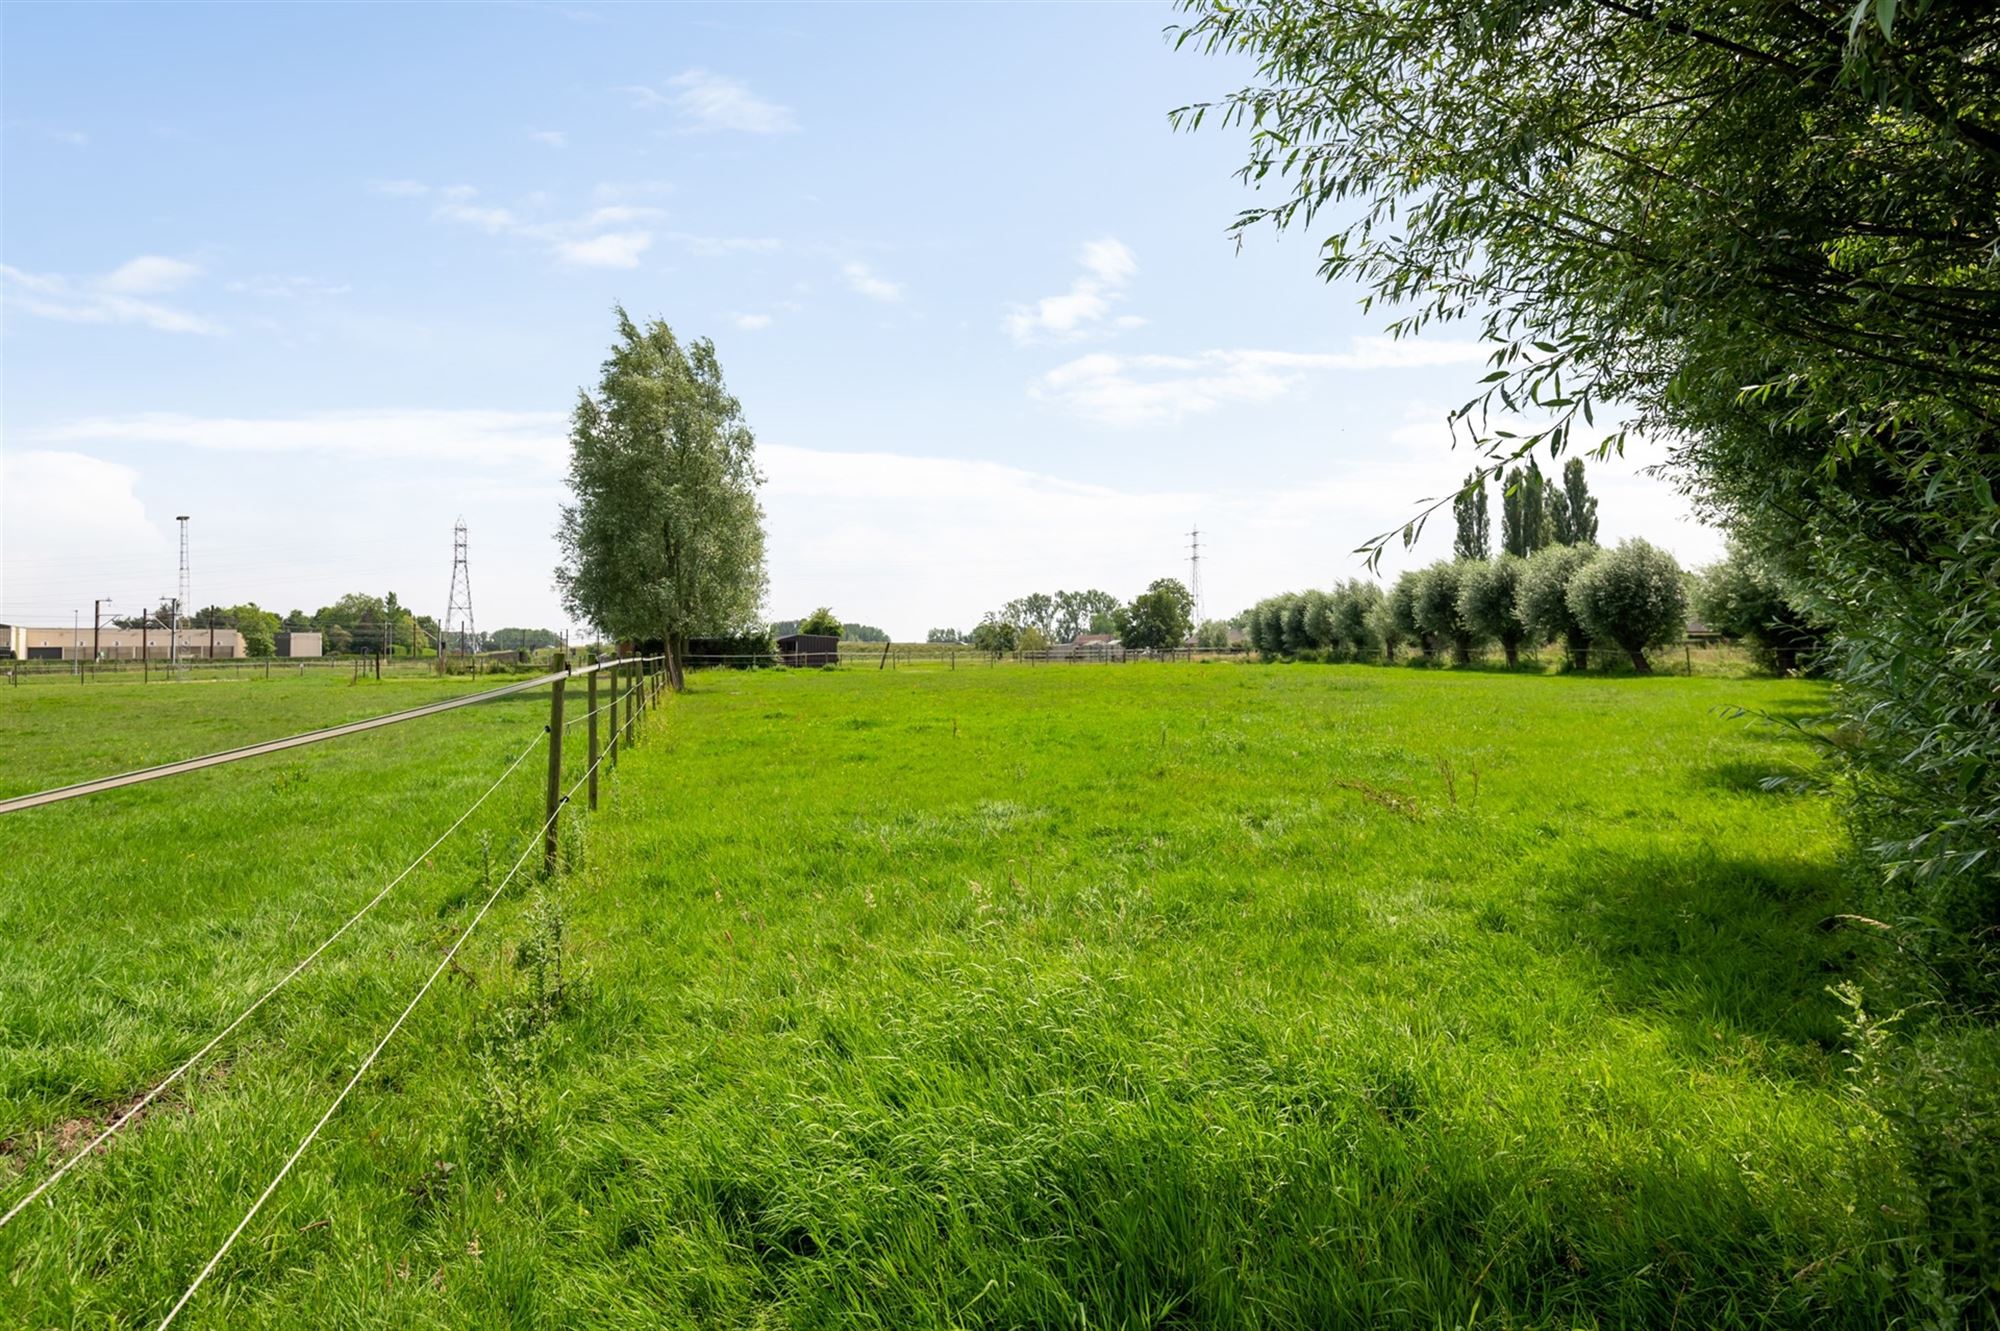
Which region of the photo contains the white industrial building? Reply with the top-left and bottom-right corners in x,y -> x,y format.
1,624 -> 246,661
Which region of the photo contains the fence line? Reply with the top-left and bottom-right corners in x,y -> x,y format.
153,724 -> 623,1330
0,655 -> 660,817
0,726 -> 550,1231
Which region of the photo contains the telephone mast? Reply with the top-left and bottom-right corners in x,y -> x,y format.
442,518 -> 477,657
1186,525 -> 1204,627
175,515 -> 191,666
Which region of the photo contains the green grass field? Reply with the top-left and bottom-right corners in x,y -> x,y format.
0,661 -> 1910,1327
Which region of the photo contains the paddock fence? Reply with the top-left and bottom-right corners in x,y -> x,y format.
0,651 -> 670,1326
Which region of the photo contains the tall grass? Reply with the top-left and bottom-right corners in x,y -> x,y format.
0,663 -> 1923,1326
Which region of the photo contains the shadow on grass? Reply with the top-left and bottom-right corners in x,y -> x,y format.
1532,841 -> 1853,1054
1690,756 -> 1821,796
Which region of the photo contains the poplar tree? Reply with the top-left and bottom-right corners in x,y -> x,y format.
556,308 -> 767,690
1452,472 -> 1490,561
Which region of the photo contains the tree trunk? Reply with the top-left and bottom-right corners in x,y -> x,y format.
1627,647 -> 1651,673
1775,645 -> 1797,675
1570,637 -> 1589,671
660,622 -> 685,692
1452,639 -> 1471,666
1503,640 -> 1518,668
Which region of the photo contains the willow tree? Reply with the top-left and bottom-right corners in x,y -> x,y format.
556,309 -> 767,690
1172,0 -> 2000,981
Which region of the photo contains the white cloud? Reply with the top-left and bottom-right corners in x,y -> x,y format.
97,255 -> 201,295
1,257 -> 219,334
41,408 -> 568,469
732,313 -> 773,331
592,179 -> 674,202
434,200 -> 520,233
529,129 -> 567,148
384,181 -> 668,269
1,451 -> 162,572
841,261 -> 902,303
1034,339 -> 1495,426
669,232 -> 780,257
553,231 -> 652,268
225,275 -> 351,299
1005,238 -> 1141,346
617,84 -> 671,110
642,69 -> 796,134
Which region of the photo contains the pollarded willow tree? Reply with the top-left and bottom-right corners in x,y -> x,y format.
1171,0 -> 2000,980
556,308 -> 768,690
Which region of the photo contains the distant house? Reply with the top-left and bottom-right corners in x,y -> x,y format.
275,631 -> 323,659
1047,631 -> 1122,661
777,632 -> 840,668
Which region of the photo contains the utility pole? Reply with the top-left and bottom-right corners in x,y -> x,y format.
175,515 -> 191,668
93,598 -> 110,669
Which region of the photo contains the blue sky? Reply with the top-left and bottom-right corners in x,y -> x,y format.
1,2 -> 1719,638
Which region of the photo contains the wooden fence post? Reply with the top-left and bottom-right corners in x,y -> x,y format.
624,659 -> 637,746
608,658 -> 620,774
587,656 -> 600,811
543,658 -> 567,875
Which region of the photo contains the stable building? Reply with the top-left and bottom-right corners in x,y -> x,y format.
274,631 -> 323,658
777,632 -> 840,668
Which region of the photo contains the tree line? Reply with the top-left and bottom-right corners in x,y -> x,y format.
1246,540 -> 1692,672
109,595 -> 568,658
957,579 -> 1197,653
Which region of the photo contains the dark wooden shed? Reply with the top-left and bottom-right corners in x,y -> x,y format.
777,632 -> 840,668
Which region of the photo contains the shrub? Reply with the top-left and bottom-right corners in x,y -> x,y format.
1301,589 -> 1335,651
1334,581 -> 1385,660
1694,539 -> 1824,675
1193,619 -> 1233,650
1281,594 -> 1313,655
1457,555 -> 1529,667
796,606 -> 842,637
1520,544 -> 1599,669
969,617 -> 1017,653
1387,572 -> 1426,660
1250,594 -> 1297,657
1413,561 -> 1486,665
1566,539 -> 1687,672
